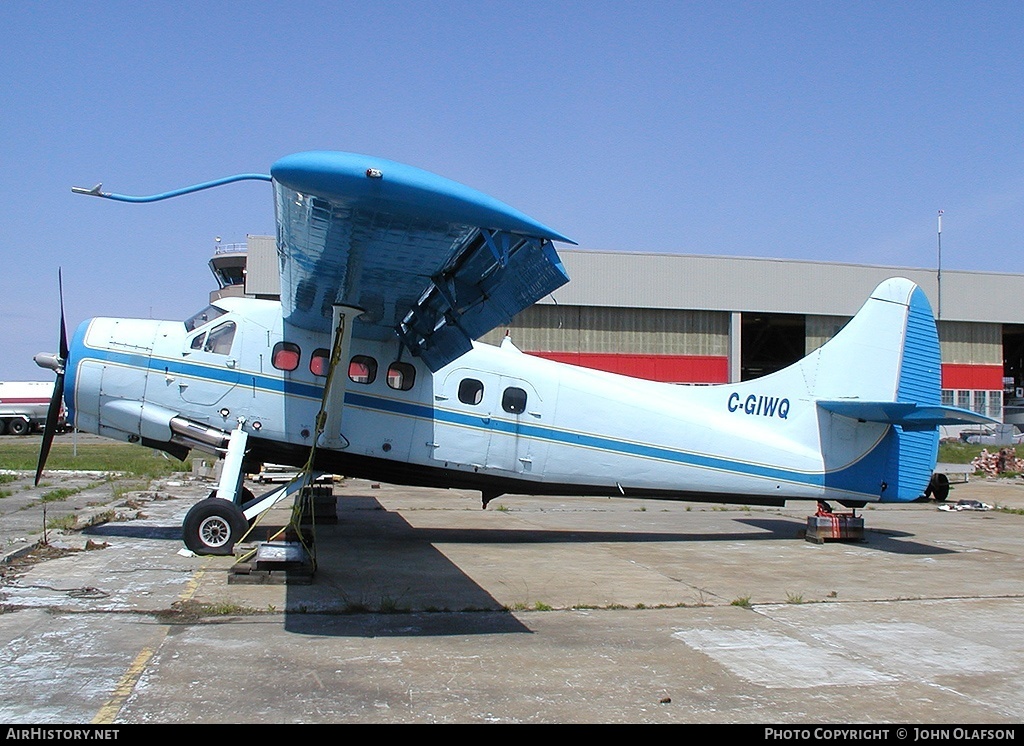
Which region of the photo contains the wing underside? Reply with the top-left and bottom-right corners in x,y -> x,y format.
272,151 -> 573,371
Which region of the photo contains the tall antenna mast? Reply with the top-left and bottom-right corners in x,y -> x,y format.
937,210 -> 944,320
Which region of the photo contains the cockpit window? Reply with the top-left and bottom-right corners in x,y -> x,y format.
204,321 -> 236,354
187,321 -> 236,356
185,305 -> 227,332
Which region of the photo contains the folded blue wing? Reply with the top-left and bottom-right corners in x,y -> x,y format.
271,151 -> 573,371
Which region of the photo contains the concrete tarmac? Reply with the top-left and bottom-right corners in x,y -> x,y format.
1,457 -> 1024,724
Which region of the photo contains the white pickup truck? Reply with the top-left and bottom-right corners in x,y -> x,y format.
0,381 -> 63,435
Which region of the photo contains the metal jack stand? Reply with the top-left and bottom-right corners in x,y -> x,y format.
228,476 -> 325,585
805,501 -> 865,544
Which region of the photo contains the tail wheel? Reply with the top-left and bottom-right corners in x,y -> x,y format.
925,472 -> 950,502
183,498 -> 249,556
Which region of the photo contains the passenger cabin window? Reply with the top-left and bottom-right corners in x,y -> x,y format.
458,378 -> 484,405
387,362 -> 416,391
310,348 -> 330,377
189,321 -> 236,355
502,386 -> 528,414
272,341 -> 301,371
348,355 -> 377,384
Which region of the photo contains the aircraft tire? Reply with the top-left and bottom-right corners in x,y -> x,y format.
205,487 -> 259,526
925,472 -> 950,502
182,498 -> 248,556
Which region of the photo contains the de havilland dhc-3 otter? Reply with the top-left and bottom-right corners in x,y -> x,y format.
32,151 -> 991,556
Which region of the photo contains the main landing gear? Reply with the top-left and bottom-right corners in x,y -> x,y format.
181,423 -> 312,557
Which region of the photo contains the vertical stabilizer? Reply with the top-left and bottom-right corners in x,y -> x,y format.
803,278 -> 987,502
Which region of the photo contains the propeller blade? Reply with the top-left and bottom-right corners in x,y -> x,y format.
35,269 -> 69,486
35,372 -> 65,486
58,269 -> 68,361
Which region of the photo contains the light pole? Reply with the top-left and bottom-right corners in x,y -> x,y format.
937,210 -> 943,320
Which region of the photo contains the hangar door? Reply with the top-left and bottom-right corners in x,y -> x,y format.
740,313 -> 806,381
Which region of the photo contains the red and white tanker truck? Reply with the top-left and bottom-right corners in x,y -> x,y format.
0,381 -> 66,435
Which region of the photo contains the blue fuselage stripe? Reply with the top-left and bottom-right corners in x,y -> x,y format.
74,345 -> 882,495
342,392 -> 833,488
76,346 -> 324,400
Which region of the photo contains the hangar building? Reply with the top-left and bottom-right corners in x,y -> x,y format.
210,235 -> 1024,427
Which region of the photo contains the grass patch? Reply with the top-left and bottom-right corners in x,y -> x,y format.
506,600 -> 554,611
0,439 -> 191,478
46,514 -> 77,531
730,596 -> 752,607
165,600 -> 256,620
112,480 -> 151,498
86,509 -> 118,526
41,485 -> 89,502
937,442 -> 988,466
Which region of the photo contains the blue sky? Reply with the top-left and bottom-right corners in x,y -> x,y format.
3,1 -> 1024,380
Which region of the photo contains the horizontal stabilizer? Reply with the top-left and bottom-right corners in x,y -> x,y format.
818,400 -> 997,430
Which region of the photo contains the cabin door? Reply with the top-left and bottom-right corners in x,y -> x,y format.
484,376 -> 544,475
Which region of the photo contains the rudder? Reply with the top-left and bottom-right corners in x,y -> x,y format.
884,283 -> 942,502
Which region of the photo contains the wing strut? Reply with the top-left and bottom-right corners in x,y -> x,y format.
318,306 -> 362,450
252,305 -> 360,568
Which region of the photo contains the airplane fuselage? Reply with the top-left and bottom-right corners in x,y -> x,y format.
64,295 -> 903,508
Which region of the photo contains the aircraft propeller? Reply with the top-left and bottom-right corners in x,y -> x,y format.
33,269 -> 69,486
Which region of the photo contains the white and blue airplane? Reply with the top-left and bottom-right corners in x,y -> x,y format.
34,151 -> 991,556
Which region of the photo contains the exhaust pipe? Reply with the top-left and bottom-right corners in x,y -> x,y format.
169,417 -> 231,454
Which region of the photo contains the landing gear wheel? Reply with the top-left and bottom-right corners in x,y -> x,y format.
925,472 -> 950,502
183,498 -> 248,556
